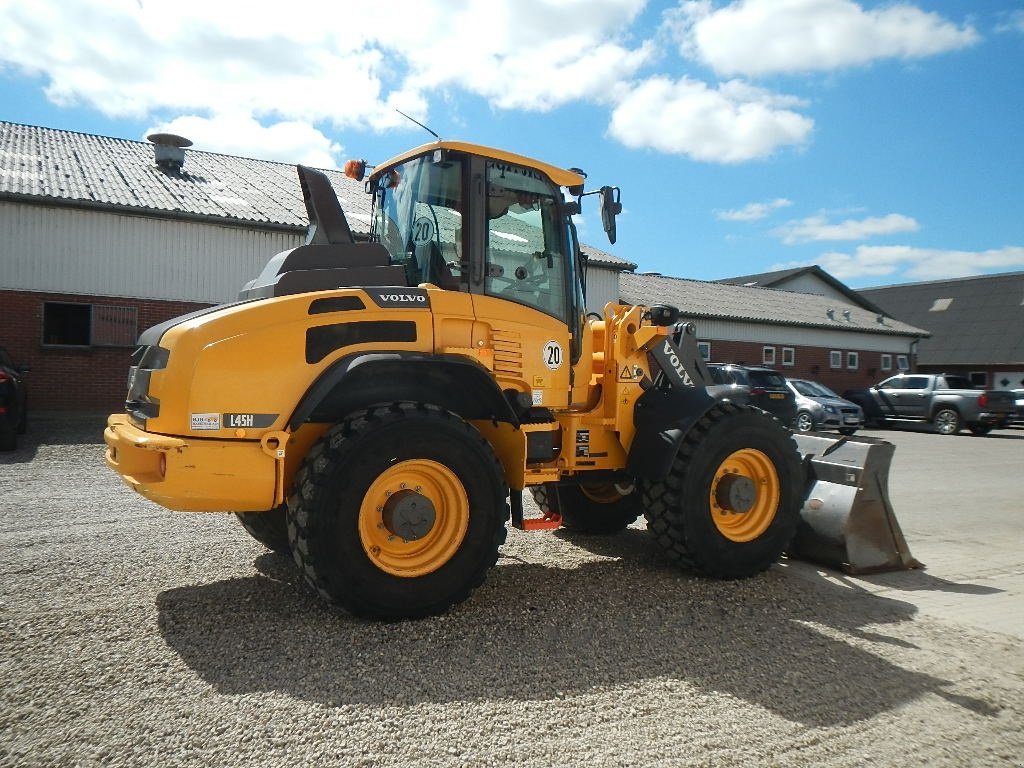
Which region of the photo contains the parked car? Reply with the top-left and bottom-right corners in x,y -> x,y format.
1012,389 -> 1024,425
786,378 -> 864,435
844,373 -> 1014,436
0,347 -> 29,451
705,363 -> 797,426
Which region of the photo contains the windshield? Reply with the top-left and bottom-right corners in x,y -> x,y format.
372,154 -> 463,289
484,160 -> 568,321
790,380 -> 819,397
749,370 -> 786,388
793,380 -> 838,397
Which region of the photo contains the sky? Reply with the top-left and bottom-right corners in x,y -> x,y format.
1,0 -> 1022,288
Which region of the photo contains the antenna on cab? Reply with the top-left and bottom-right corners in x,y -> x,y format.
396,109 -> 441,140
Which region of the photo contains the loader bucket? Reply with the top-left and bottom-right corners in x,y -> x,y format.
788,433 -> 923,574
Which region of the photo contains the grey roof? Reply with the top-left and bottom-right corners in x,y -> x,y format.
0,122 -> 628,269
580,244 -> 637,271
718,264 -> 886,315
0,121 -> 373,233
860,272 -> 1024,366
621,272 -> 929,337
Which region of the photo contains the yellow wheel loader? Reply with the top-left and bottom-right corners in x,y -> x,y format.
105,140 -> 918,620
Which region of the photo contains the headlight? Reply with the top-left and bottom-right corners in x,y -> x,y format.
824,404 -> 838,414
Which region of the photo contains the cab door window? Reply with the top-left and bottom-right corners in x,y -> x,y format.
483,161 -> 568,321
372,155 -> 464,289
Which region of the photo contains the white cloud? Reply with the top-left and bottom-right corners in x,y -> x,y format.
995,10 -> 1024,35
716,198 -> 792,221
0,0 -> 649,120
775,245 -> 1024,281
667,0 -> 980,77
147,114 -> 343,168
772,212 -> 919,244
608,77 -> 813,163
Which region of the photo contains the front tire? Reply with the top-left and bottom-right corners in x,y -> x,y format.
530,482 -> 641,534
640,404 -> 802,579
933,408 -> 961,435
288,402 -> 508,620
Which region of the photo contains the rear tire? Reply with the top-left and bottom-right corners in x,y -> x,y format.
967,424 -> 992,436
933,408 -> 961,435
235,506 -> 290,554
287,402 -> 508,620
640,403 -> 802,579
530,482 -> 641,534
838,427 -> 858,436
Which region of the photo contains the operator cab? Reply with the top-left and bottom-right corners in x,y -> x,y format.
364,142 -> 591,328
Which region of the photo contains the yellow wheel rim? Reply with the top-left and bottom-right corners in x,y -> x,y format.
358,459 -> 469,578
580,483 -> 625,504
709,448 -> 780,543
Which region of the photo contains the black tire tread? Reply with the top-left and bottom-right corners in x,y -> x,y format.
235,506 -> 290,554
287,401 -> 508,620
641,402 -> 801,578
530,482 -> 640,534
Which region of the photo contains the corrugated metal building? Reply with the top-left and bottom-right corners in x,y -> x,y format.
0,121 -> 636,411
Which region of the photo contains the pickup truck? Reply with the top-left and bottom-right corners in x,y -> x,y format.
844,373 -> 1015,436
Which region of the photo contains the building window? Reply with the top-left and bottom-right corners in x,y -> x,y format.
92,305 -> 139,346
697,341 -> 711,360
42,302 -> 138,348
830,350 -> 842,369
782,347 -> 795,366
969,371 -> 987,387
762,346 -> 775,365
847,351 -> 859,370
880,354 -> 892,371
896,354 -> 910,371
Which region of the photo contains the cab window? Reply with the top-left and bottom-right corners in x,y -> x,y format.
483,161 -> 568,321
372,155 -> 463,289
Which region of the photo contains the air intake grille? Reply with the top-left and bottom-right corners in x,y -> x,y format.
492,329 -> 523,377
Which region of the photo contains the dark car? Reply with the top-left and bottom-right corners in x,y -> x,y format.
706,363 -> 797,426
786,378 -> 864,435
1011,389 -> 1024,425
0,347 -> 29,451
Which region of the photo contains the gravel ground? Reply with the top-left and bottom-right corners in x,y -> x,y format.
1,416 -> 1022,767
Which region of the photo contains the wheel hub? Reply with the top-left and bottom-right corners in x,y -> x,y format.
709,447 -> 781,543
382,490 -> 436,542
714,473 -> 757,514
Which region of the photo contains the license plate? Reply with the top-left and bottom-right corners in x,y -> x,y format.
769,393 -> 784,399
844,416 -> 859,423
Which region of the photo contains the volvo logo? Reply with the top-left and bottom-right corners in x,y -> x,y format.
380,294 -> 426,303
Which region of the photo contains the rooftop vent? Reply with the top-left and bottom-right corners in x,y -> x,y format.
842,309 -> 852,321
147,132 -> 193,173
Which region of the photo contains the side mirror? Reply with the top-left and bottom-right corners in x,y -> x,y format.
599,186 -> 621,245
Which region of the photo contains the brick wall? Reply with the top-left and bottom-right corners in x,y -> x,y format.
0,290 -> 210,412
702,339 -> 913,394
